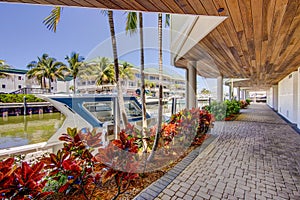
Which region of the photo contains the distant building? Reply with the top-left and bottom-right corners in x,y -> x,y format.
77,63 -> 185,97
0,68 -> 72,94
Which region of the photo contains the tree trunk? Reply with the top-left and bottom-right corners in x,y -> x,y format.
73,77 -> 76,94
148,13 -> 163,161
139,12 -> 148,153
108,10 -> 128,131
48,78 -> 51,93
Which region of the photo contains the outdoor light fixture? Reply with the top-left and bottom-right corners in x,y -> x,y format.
217,8 -> 224,13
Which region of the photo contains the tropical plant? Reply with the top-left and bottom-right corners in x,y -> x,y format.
105,10 -> 129,129
27,54 -> 67,91
41,127 -> 103,199
83,57 -> 115,87
0,158 -> 52,199
65,52 -> 85,94
200,88 -> 211,95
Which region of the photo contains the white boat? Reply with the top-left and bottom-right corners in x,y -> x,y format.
0,94 -> 157,159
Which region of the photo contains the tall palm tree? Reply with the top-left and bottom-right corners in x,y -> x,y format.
106,10 -> 129,129
65,52 -> 85,94
27,54 -> 49,88
44,8 -> 129,129
125,12 -> 148,152
148,13 -> 170,161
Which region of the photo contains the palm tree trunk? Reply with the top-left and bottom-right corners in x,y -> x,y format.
108,11 -> 129,132
139,12 -> 148,153
148,13 -> 163,161
48,78 -> 51,93
73,77 -> 76,94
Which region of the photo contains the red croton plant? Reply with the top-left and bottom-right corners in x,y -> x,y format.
0,108 -> 214,199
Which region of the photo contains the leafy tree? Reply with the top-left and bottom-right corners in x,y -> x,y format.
200,88 -> 211,95
65,52 -> 85,94
44,8 -> 129,130
85,57 -> 115,86
27,54 -> 67,91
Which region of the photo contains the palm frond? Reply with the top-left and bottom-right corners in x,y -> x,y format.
125,12 -> 138,35
165,14 -> 170,28
43,7 -> 62,32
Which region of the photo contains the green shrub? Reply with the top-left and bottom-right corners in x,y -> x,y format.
246,98 -> 251,105
205,101 -> 227,120
0,94 -> 45,103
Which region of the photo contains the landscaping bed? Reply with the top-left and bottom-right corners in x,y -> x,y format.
0,108 -> 213,200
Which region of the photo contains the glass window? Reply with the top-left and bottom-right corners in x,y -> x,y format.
124,100 -> 142,119
83,101 -> 113,122
18,85 -> 22,89
18,76 -> 22,80
2,84 -> 5,89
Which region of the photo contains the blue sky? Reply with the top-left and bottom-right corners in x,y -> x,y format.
0,2 -> 218,92
0,3 -> 167,69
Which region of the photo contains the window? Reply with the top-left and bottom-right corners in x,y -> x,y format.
18,76 -> 22,80
150,76 -> 156,80
2,84 -> 5,89
129,82 -> 136,87
83,101 -> 113,122
18,85 -> 22,89
135,73 -> 140,78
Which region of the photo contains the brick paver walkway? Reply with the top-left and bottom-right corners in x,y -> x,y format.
136,103 -> 300,200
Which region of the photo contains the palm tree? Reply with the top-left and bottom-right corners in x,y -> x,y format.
85,57 -> 115,86
106,10 -> 129,129
27,54 -> 66,92
125,12 -> 148,152
0,60 -> 11,78
27,54 -> 49,88
119,62 -> 134,82
65,52 -> 85,94
148,13 -> 170,161
44,8 -> 129,130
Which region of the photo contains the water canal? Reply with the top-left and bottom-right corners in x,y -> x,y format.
0,113 -> 65,149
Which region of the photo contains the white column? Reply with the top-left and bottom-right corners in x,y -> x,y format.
272,85 -> 278,111
185,68 -> 189,109
217,76 -> 223,102
241,89 -> 245,100
228,85 -> 232,100
237,87 -> 241,101
186,61 -> 197,109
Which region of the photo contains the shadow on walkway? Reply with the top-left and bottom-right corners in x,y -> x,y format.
135,103 -> 300,200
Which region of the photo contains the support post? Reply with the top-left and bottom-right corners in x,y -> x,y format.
237,87 -> 241,101
217,76 -> 223,102
272,85 -> 278,111
185,61 -> 197,109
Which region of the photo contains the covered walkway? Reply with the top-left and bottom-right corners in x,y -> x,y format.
136,104 -> 300,199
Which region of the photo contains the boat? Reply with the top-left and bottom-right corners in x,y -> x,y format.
138,96 -> 169,105
0,94 -> 156,159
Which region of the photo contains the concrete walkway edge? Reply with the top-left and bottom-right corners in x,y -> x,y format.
134,134 -> 219,200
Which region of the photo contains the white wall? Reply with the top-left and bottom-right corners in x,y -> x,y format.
267,87 -> 273,108
56,80 -> 72,94
278,71 -> 298,123
298,67 -> 300,129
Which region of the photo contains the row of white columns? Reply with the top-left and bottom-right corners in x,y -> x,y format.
184,61 -> 249,110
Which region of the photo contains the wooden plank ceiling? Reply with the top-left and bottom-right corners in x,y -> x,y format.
1,0 -> 300,88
